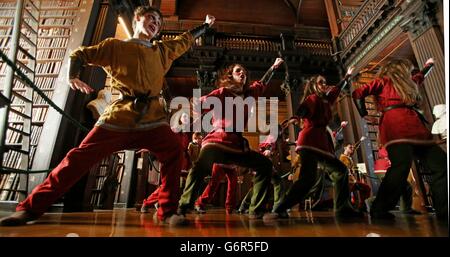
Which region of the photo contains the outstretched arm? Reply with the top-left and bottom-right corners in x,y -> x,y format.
189,14 -> 216,38
412,57 -> 435,85
353,97 -> 368,117
421,57 -> 434,77
335,66 -> 355,91
259,57 -> 284,85
68,56 -> 94,94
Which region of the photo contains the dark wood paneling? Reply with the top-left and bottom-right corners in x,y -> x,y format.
177,0 -> 297,27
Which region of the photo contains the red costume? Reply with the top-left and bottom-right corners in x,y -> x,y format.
195,163 -> 238,213
141,131 -> 191,208
295,87 -> 341,158
200,82 -> 264,152
374,147 -> 390,175
352,71 -> 434,148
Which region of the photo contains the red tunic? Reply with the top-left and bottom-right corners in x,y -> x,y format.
201,81 -> 266,152
374,147 -> 390,174
259,134 -> 277,152
352,72 -> 434,148
295,87 -> 341,158
177,132 -> 191,171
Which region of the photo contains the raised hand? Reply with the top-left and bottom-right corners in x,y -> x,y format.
346,66 -> 355,76
205,14 -> 215,26
69,78 -> 94,94
425,57 -> 434,66
272,58 -> 284,69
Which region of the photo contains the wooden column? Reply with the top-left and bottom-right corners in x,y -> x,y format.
401,0 -> 445,116
323,0 -> 341,38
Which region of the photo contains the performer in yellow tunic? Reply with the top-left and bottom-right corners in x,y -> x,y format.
0,6 -> 215,226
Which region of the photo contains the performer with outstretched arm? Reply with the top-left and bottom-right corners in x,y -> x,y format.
352,58 -> 447,220
264,66 -> 363,221
0,6 -> 215,226
177,58 -> 284,219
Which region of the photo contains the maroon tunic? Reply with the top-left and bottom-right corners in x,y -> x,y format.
200,81 -> 266,152
295,87 -> 341,158
352,71 -> 434,148
177,132 -> 191,171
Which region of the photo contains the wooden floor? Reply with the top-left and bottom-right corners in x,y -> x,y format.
0,208 -> 447,237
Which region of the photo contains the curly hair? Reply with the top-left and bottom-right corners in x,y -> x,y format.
378,58 -> 421,105
216,63 -> 250,91
132,6 -> 163,32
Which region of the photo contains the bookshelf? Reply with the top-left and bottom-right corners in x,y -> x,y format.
81,151 -> 126,210
1,0 -> 86,204
364,96 -> 380,159
352,72 -> 380,161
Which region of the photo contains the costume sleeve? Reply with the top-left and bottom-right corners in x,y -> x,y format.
158,32 -> 194,71
412,63 -> 434,85
69,38 -> 118,68
326,86 -> 341,103
351,77 -> 385,99
194,88 -> 223,115
247,81 -> 266,98
339,155 -> 351,169
296,96 -> 313,119
351,78 -> 384,117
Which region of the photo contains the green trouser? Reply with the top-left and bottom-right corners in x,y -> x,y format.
239,173 -> 291,212
239,187 -> 252,212
178,146 -> 272,215
372,143 -> 448,218
375,173 -> 413,212
274,149 -> 352,213
271,173 -> 291,211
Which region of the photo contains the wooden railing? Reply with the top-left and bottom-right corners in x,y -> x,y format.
339,0 -> 392,51
161,32 -> 332,56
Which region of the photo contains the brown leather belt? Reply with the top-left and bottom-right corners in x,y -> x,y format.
122,92 -> 160,122
383,104 -> 428,124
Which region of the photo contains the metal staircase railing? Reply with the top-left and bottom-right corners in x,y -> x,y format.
0,0 -> 40,202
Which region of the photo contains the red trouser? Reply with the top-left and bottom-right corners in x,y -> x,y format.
16,125 -> 183,221
350,182 -> 371,209
195,164 -> 237,211
143,187 -> 160,207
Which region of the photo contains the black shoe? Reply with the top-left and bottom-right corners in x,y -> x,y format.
370,211 -> 395,220
177,206 -> 189,216
0,211 -> 39,226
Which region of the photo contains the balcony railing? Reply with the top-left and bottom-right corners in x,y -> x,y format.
161,32 -> 332,56
339,0 -> 393,51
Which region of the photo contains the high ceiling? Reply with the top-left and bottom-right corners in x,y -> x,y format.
129,0 -> 365,30
120,0 -> 418,96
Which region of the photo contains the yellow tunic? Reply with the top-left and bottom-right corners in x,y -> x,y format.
339,154 -> 357,183
70,32 -> 194,131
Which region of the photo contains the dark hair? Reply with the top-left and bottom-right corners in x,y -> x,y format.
216,63 -> 250,91
132,6 -> 163,32
192,132 -> 202,140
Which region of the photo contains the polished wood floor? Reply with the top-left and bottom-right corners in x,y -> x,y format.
0,207 -> 447,237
